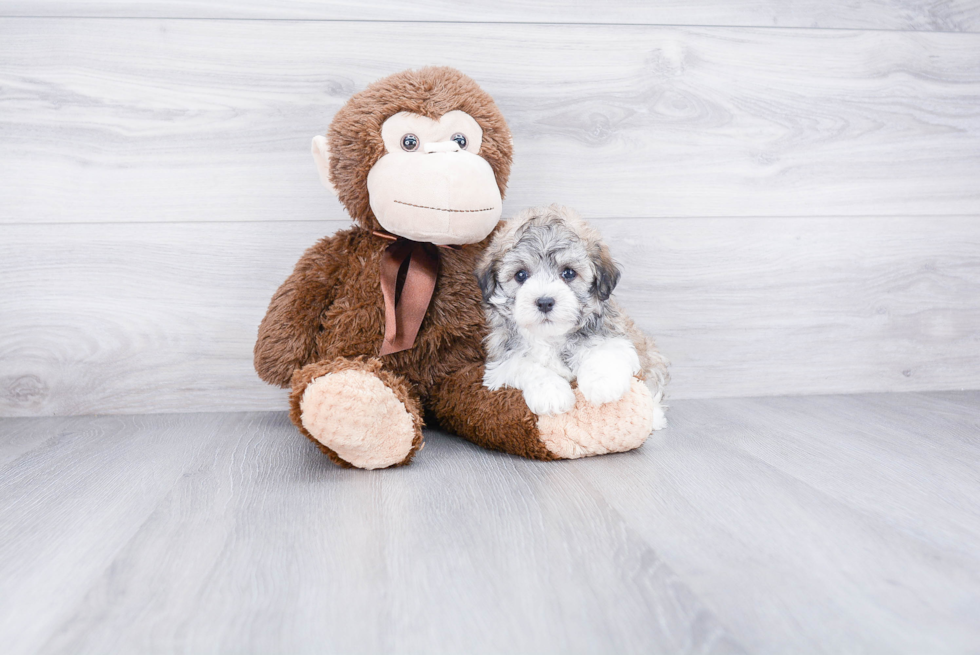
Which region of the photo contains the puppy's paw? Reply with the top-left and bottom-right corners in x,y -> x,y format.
523,377 -> 577,416
482,362 -> 507,391
577,356 -> 634,406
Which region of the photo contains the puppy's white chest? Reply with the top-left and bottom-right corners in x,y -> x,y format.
524,336 -> 573,381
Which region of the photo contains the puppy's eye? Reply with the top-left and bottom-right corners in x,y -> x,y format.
561,268 -> 577,282
401,134 -> 419,151
451,133 -> 467,149
514,269 -> 529,284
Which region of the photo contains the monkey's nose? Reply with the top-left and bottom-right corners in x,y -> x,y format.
536,297 -> 555,314
423,141 -> 462,154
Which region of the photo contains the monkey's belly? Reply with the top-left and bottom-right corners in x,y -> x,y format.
315,303 -> 386,360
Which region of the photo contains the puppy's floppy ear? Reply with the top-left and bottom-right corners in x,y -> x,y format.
591,244 -> 621,301
475,257 -> 497,303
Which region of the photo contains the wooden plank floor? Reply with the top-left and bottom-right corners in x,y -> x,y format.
1,391 -> 978,654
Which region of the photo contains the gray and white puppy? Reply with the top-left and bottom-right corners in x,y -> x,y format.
476,204 -> 668,420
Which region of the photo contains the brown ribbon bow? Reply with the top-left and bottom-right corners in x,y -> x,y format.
375,231 -> 456,356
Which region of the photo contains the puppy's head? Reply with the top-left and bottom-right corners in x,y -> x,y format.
476,204 -> 620,338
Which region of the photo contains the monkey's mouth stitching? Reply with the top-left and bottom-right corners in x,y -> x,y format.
394,199 -> 495,213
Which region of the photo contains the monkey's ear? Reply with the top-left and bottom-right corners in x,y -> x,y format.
592,245 -> 621,301
475,259 -> 497,303
311,135 -> 338,196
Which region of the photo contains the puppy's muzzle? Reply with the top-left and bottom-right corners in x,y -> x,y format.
536,297 -> 555,314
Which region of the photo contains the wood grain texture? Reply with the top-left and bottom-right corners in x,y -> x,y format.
2,1 -> 980,32
0,416 -> 66,468
620,215 -> 980,399
0,220 -> 337,416
1,391 -> 978,653
2,216 -> 978,416
577,391 -> 980,653
0,411 -> 743,655
2,19 -> 979,225
0,412 -> 238,654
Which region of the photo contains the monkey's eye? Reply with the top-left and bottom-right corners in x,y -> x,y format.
401,134 -> 419,151
514,269 -> 529,284
451,133 -> 467,149
561,268 -> 577,282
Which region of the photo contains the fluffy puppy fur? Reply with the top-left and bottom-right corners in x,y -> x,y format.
476,205 -> 668,417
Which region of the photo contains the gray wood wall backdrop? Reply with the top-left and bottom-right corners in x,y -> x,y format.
1,2 -> 979,416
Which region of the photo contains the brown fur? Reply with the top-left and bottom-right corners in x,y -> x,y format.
258,223 -> 549,465
255,68 -> 541,467
258,228 -> 492,398
430,363 -> 558,461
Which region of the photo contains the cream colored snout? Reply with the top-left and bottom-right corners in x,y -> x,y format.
313,110 -> 504,246
366,147 -> 503,246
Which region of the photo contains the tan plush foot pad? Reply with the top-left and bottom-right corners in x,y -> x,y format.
299,370 -> 417,470
536,378 -> 664,459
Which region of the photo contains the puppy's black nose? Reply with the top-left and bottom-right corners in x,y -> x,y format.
536,297 -> 555,313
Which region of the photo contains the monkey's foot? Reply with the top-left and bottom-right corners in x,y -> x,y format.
296,367 -> 422,469
536,378 -> 664,459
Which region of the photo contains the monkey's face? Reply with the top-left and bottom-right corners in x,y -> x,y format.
313,68 -> 513,243
365,111 -> 502,245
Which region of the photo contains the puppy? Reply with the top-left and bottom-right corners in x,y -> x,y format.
476,205 -> 668,422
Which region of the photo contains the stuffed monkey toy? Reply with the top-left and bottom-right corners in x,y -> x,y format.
254,67 -> 659,469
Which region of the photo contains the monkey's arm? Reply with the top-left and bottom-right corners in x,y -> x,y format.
254,234 -> 348,388
430,362 -> 560,461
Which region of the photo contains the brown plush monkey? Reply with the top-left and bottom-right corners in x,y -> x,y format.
254,67 -> 658,469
